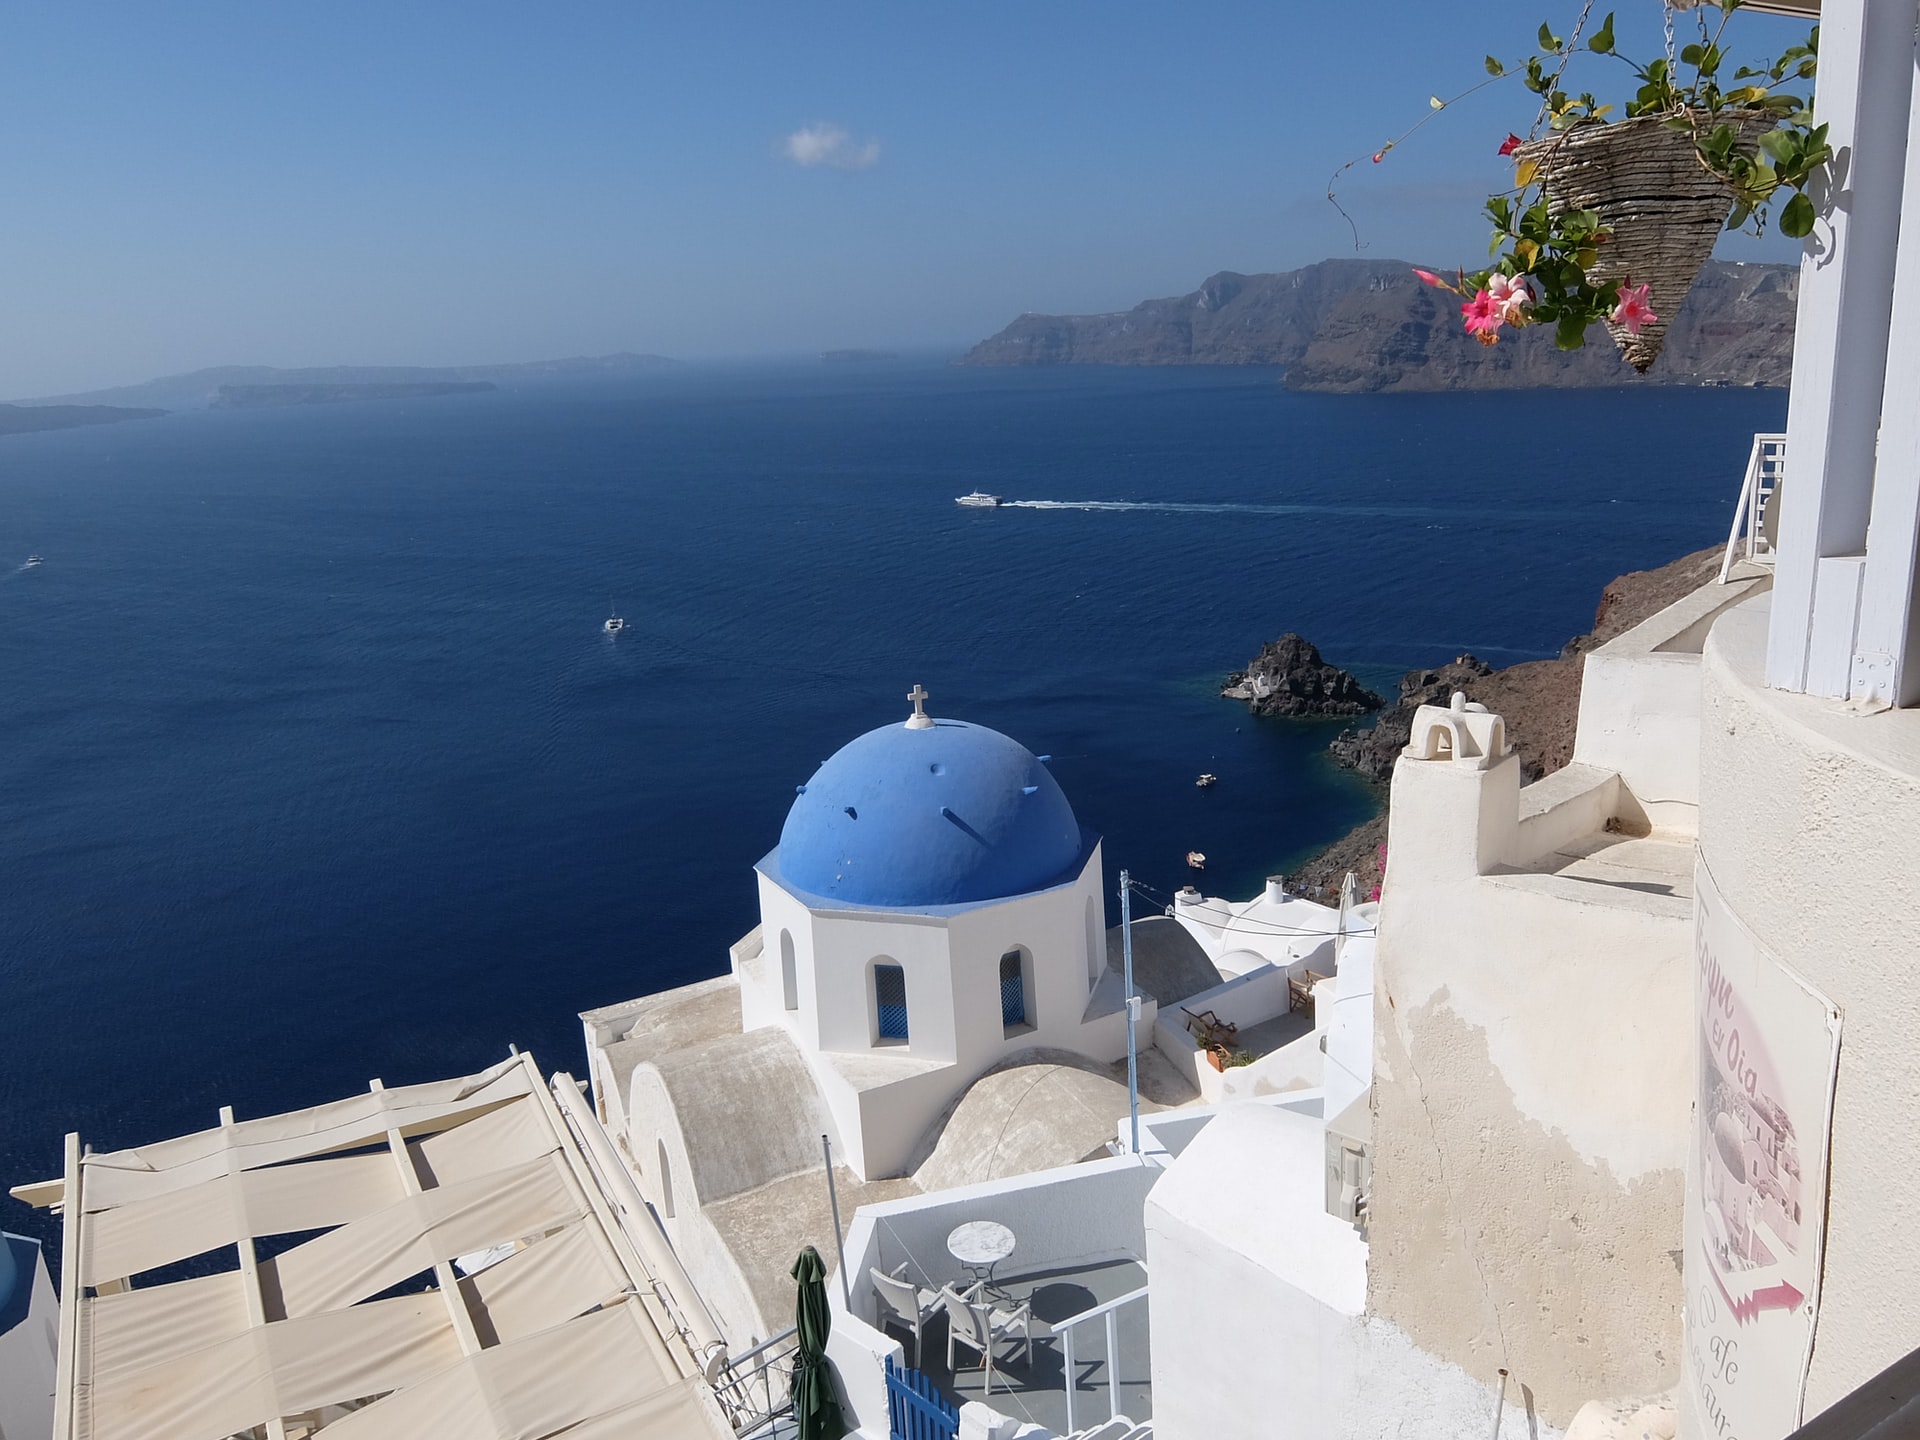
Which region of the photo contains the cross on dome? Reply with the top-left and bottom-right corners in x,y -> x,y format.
906,683 -> 934,730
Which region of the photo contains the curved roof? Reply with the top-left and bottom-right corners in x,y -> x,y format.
912,1050 -> 1157,1192
776,718 -> 1085,908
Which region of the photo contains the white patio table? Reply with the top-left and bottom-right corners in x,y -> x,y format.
946,1220 -> 1016,1298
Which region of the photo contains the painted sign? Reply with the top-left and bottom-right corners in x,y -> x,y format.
1684,861 -> 1840,1440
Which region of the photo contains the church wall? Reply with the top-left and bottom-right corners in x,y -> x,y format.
1367,723 -> 1692,1424
810,911 -> 957,1060
945,848 -> 1111,1064
1697,599 -> 1920,1428
749,877 -> 824,1049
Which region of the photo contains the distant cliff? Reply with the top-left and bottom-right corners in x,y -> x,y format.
960,258 -> 1795,390
0,403 -> 165,437
23,352 -> 677,412
211,382 -> 495,409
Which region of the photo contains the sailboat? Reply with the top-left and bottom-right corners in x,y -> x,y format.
603,597 -> 625,634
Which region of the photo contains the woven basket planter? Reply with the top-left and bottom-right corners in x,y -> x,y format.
1516,111 -> 1774,371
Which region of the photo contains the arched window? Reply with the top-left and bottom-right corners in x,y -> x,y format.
780,930 -> 798,1011
874,962 -> 909,1043
656,1140 -> 675,1219
1000,949 -> 1028,1030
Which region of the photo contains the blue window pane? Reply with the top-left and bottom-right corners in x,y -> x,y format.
999,952 -> 1026,1028
875,964 -> 909,1041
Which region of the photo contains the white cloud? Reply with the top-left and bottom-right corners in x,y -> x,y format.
782,123 -> 880,172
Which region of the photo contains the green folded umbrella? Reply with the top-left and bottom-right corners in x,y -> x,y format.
791,1246 -> 848,1440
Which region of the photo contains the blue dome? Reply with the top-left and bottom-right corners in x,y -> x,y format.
777,718 -> 1085,907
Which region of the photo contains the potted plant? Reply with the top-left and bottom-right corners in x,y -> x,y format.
1420,1 -> 1824,370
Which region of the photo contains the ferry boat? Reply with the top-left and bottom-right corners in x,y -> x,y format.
1196,773 -> 1217,788
23,555 -> 42,568
955,491 -> 1003,508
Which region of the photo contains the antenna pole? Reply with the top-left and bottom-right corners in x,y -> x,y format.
822,1135 -> 850,1310
1121,870 -> 1140,1155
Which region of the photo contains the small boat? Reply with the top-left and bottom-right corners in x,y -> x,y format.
1195,773 -> 1217,788
1187,851 -> 1207,870
955,491 -> 1003,508
603,597 -> 625,634
23,556 -> 42,568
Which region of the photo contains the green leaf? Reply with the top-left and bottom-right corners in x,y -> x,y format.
1486,55 -> 1506,76
1590,12 -> 1615,54
1682,43 -> 1705,66
1725,202 -> 1753,231
1781,190 -> 1816,237
1758,129 -> 1798,164
1555,313 -> 1589,350
1539,22 -> 1560,50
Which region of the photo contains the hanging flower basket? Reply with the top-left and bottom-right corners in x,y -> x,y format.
1515,109 -> 1777,371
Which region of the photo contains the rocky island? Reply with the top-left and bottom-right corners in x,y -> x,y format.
211,381 -> 497,408
961,258 -> 1795,390
0,403 -> 166,437
1222,632 -> 1384,717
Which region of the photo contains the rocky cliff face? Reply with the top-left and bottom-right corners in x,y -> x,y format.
962,258 -> 1795,390
1223,632 -> 1385,718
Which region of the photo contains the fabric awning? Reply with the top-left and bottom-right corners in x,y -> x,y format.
19,1054 -> 731,1440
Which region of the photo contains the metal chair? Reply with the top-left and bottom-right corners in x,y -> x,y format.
940,1284 -> 1033,1396
870,1264 -> 941,1369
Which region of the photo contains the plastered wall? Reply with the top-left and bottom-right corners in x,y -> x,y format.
1367,742 -> 1693,1423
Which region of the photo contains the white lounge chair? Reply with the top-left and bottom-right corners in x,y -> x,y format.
871,1264 -> 941,1369
940,1284 -> 1033,1396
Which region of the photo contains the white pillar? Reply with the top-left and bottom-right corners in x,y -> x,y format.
1766,0 -> 1918,696
1854,43 -> 1920,706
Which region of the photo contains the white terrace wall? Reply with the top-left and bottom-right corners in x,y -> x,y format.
1367,695 -> 1694,1425
829,1156 -> 1162,1438
1147,1104 -> 1563,1440
1573,571 -> 1770,830
1696,598 -> 1920,1430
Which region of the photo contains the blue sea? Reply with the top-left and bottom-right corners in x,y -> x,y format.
0,360 -> 1783,1239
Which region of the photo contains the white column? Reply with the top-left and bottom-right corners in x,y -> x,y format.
1855,43 -> 1920,705
1766,0 -> 1918,696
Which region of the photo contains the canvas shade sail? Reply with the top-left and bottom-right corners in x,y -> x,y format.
90,1292 -> 463,1440
30,1056 -> 727,1440
76,1061 -> 532,1212
267,1152 -> 581,1318
312,1300 -> 684,1440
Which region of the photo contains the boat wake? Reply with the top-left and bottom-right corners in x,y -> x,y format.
1003,499 -> 1513,520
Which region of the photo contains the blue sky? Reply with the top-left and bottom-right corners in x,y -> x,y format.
2,2 -> 1813,396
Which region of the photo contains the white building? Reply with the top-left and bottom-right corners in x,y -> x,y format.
0,1231 -> 56,1440
579,690 -> 1176,1346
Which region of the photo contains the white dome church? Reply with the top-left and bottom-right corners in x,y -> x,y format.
579,687 -> 1160,1341
740,685 -> 1134,1176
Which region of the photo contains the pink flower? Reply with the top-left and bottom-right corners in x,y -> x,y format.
1498,133 -> 1525,156
1487,272 -> 1535,324
1461,288 -> 1503,343
1412,268 -> 1446,288
1611,281 -> 1657,335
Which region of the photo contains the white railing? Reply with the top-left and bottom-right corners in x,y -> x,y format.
714,1326 -> 799,1437
1057,1283 -> 1149,1433
1719,432 -> 1787,582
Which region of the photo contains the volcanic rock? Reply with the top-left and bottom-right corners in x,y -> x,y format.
1222,633 -> 1384,718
